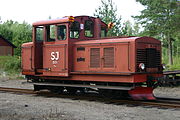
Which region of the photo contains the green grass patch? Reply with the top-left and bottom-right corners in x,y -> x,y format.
162,56 -> 180,70
0,56 -> 21,76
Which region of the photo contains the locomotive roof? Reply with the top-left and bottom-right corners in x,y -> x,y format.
33,17 -> 69,26
74,36 -> 161,45
32,16 -> 100,26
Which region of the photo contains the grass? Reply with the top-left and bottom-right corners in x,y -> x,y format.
162,56 -> 180,71
0,56 -> 21,78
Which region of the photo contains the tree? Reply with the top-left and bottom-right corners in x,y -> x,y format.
121,21 -> 133,36
121,20 -> 141,36
94,0 -> 122,36
0,21 -> 13,41
0,19 -> 32,56
134,0 -> 180,65
12,21 -> 32,56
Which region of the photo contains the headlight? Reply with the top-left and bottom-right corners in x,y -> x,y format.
139,63 -> 145,70
162,64 -> 166,70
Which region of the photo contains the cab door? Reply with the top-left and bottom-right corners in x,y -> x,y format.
43,24 -> 69,77
33,26 -> 44,74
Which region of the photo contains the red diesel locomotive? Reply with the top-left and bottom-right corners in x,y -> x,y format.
22,16 -> 163,100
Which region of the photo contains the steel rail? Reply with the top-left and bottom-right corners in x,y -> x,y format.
0,87 -> 179,109
0,87 -> 36,94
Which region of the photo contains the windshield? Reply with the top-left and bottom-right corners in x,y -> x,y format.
70,21 -> 80,39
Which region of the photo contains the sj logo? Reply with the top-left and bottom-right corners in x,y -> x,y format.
51,52 -> 59,61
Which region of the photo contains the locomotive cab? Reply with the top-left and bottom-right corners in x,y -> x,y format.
22,16 -> 163,100
22,16 -> 108,77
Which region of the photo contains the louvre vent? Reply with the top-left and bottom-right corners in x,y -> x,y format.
90,48 -> 100,68
103,47 -> 114,68
146,48 -> 156,68
77,57 -> 85,62
137,49 -> 146,66
137,48 -> 161,70
77,47 -> 85,51
156,51 -> 161,67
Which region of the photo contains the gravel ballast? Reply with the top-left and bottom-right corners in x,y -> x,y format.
0,78 -> 180,120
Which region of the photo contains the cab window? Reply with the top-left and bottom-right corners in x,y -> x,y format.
70,21 -> 80,39
46,25 -> 55,42
57,25 -> 66,40
101,26 -> 107,38
85,20 -> 94,37
35,26 -> 43,41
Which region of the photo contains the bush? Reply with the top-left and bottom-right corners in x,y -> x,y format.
169,56 -> 180,70
162,56 -> 180,70
0,56 -> 21,74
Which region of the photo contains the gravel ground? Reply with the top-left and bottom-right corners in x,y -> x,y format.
0,77 -> 180,120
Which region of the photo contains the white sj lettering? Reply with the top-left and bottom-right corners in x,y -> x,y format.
51,51 -> 59,61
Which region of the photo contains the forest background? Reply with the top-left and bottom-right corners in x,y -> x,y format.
0,0 -> 179,75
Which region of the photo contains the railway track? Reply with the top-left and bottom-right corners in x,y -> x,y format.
0,87 -> 35,94
0,87 -> 180,109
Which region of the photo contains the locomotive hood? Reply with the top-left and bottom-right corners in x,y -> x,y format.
74,36 -> 160,45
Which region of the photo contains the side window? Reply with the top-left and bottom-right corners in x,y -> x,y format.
46,25 -> 55,42
57,25 -> 66,40
101,26 -> 107,38
70,21 -> 80,39
85,20 -> 94,37
36,27 -> 43,41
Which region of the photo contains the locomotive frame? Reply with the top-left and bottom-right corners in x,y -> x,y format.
22,16 -> 163,100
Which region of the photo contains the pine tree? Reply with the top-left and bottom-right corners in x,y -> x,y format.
94,0 -> 122,36
134,0 -> 180,65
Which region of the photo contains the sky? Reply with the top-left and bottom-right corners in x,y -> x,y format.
0,0 -> 144,24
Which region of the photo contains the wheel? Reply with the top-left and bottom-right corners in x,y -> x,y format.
99,89 -> 129,99
99,89 -> 113,98
66,87 -> 77,95
49,86 -> 64,94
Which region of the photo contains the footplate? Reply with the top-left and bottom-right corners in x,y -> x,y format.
128,87 -> 155,100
